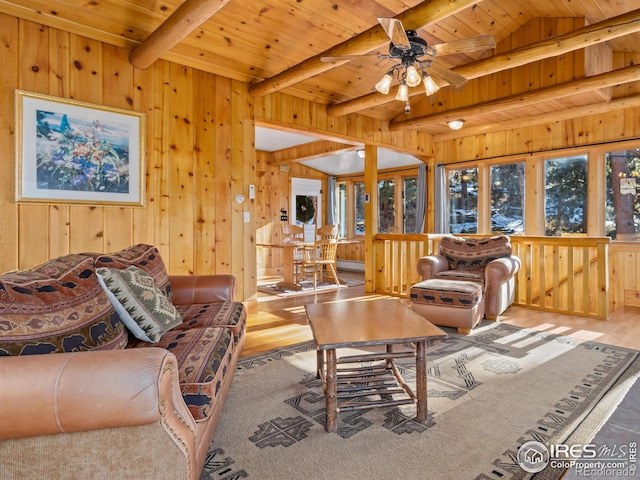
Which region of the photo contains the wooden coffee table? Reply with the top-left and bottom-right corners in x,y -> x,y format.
305,298 -> 447,432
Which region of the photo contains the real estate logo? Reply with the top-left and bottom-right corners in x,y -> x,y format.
517,441 -> 550,473
517,440 -> 638,477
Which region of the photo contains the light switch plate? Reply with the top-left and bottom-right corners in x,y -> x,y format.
243,211 -> 250,223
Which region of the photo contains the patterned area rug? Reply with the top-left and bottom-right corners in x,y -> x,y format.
200,322 -> 639,480
257,278 -> 364,297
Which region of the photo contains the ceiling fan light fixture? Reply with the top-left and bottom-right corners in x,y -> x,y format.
448,119 -> 465,130
374,73 -> 393,95
423,75 -> 440,96
395,83 -> 409,102
405,65 -> 421,87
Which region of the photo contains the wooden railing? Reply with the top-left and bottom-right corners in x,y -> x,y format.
372,234 -> 446,297
510,236 -> 611,319
371,234 -> 611,319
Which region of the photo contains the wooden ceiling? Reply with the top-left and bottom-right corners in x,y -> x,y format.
2,0 -> 639,141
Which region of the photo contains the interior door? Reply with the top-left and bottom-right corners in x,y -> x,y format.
291,178 -> 322,231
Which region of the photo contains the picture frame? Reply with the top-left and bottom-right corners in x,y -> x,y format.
15,90 -> 145,206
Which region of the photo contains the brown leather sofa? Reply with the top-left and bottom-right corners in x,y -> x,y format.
0,245 -> 246,480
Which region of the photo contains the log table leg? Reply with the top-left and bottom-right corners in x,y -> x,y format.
316,348 -> 323,379
325,348 -> 337,432
415,340 -> 428,423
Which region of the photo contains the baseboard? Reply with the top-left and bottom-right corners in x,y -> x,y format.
337,260 -> 364,272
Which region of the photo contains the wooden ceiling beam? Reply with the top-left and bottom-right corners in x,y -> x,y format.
129,0 -> 232,69
248,0 -> 482,97
389,63 -> 640,131
263,140 -> 359,165
433,93 -> 640,142
327,8 -> 640,117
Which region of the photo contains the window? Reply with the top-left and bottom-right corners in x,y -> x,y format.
544,155 -> 588,236
378,179 -> 395,233
354,181 -> 366,235
403,176 -> 418,233
490,163 -> 525,234
448,168 -> 478,233
606,149 -> 640,240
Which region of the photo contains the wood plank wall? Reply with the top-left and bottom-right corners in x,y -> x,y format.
0,13 -> 432,304
0,14 -> 257,303
255,150 -> 327,276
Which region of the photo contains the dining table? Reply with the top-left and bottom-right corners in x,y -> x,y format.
257,241 -> 307,290
257,239 -> 360,290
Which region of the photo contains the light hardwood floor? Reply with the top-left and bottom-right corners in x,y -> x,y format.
244,271 -> 640,357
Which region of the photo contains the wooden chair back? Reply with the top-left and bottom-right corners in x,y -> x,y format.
317,224 -> 339,241
281,224 -> 304,243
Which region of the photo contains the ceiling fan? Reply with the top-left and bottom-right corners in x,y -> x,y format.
321,18 -> 496,113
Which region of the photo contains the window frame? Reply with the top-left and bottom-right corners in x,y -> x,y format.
439,140 -> 640,240
335,167 -> 422,238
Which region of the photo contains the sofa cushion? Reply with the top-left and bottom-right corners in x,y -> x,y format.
135,326 -> 235,421
410,279 -> 483,309
174,301 -> 246,337
0,257 -> 126,355
439,235 -> 512,271
436,269 -> 484,283
30,254 -> 95,277
90,244 -> 172,300
96,266 -> 182,343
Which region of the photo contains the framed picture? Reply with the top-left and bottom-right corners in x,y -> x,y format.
15,90 -> 145,206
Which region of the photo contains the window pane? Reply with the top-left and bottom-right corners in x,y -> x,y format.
606,149 -> 640,240
404,176 -> 418,233
378,179 -> 395,233
354,182 -> 366,235
490,163 -> 525,234
336,182 -> 347,238
448,168 -> 478,233
544,155 -> 588,236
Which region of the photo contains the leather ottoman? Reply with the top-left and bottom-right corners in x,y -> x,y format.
409,278 -> 484,334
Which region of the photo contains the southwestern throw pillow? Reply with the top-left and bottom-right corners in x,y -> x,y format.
96,266 -> 182,343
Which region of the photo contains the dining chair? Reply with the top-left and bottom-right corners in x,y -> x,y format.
317,224 -> 339,241
300,239 -> 340,289
281,224 -> 304,282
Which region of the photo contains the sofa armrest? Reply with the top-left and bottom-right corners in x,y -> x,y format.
417,254 -> 449,280
170,274 -> 237,304
484,255 -> 522,286
0,348 -> 196,443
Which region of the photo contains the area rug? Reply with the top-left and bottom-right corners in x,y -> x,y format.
200,322 -> 640,480
258,277 -> 364,297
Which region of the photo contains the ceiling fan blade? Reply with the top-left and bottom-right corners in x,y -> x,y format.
321,53 -> 385,63
378,17 -> 411,49
432,35 -> 496,56
427,61 -> 468,88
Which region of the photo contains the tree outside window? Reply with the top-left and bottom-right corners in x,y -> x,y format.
490,163 -> 525,234
354,182 -> 366,235
606,149 -> 640,240
448,168 -> 478,233
544,155 -> 588,236
378,179 -> 395,233
404,176 -> 418,233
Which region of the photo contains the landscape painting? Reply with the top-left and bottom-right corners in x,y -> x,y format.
15,90 -> 145,206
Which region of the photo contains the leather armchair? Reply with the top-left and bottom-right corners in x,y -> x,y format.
417,235 -> 521,320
